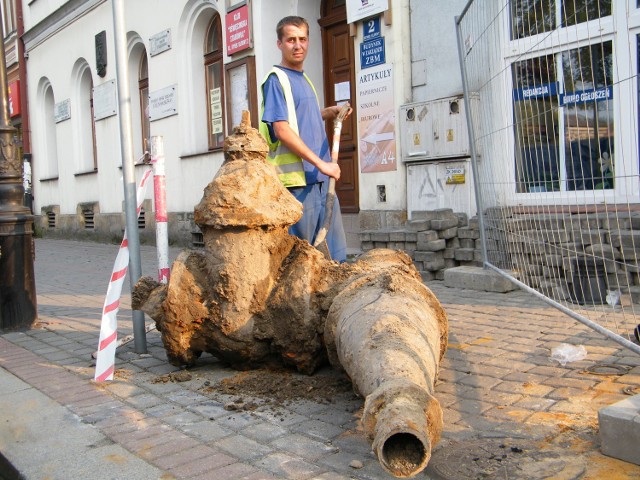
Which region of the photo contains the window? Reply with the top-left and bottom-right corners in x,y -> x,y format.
511,0 -> 554,40
512,55 -> 559,192
512,41 -> 614,192
204,14 -> 225,150
562,0 -> 611,27
139,54 -> 150,156
43,83 -> 59,179
82,68 -> 98,171
225,56 -> 258,130
561,42 -> 613,190
1,0 -> 16,37
511,0 -> 612,40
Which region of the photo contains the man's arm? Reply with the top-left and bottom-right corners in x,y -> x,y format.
272,120 -> 341,180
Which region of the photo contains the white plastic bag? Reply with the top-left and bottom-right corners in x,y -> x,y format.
550,343 -> 587,366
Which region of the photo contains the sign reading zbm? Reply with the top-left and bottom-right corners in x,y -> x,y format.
360,37 -> 385,69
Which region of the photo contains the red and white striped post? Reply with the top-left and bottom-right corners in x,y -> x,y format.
94,168 -> 153,382
150,136 -> 170,284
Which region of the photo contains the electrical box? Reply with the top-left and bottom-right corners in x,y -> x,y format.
406,159 -> 477,219
400,94 -> 478,162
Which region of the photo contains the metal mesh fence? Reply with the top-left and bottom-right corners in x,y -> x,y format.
456,0 -> 640,354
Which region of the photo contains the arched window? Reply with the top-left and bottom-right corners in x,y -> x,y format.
80,67 -> 97,172
43,84 -> 59,179
139,54 -> 150,157
204,14 -> 225,150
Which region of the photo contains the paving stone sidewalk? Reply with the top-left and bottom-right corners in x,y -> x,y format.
1,238 -> 640,479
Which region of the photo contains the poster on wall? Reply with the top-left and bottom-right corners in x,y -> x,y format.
228,63 -> 248,128
346,0 -> 388,24
357,63 -> 396,173
8,81 -> 20,117
210,87 -> 223,134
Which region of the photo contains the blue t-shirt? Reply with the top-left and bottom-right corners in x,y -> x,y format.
261,66 -> 330,184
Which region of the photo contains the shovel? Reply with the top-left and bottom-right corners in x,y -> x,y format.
314,102 -> 351,259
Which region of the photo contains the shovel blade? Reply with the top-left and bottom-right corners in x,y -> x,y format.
316,240 -> 331,260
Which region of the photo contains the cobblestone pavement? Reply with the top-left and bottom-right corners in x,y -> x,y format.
1,238 -> 640,479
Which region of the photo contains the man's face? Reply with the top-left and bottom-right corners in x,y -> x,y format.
277,24 -> 308,70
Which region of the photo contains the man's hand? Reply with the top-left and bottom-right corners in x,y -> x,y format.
322,104 -> 352,121
318,161 -> 341,181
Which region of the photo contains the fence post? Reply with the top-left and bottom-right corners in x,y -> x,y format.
455,14 -> 489,267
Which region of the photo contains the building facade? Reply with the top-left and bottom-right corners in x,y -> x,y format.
18,0 -> 446,247
20,1 -> 629,250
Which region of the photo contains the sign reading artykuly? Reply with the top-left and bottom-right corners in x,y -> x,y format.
357,63 -> 396,173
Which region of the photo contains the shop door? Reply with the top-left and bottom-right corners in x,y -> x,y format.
320,2 -> 359,213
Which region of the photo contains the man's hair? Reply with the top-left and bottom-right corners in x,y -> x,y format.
276,16 -> 309,40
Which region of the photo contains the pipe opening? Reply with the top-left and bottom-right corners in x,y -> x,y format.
380,432 -> 427,477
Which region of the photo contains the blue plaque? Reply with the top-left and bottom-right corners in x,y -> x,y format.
560,86 -> 613,106
360,37 -> 385,69
363,16 -> 381,42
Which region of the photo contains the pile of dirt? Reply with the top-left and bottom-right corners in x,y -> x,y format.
199,367 -> 358,411
151,371 -> 193,383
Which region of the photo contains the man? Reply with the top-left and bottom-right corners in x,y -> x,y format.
260,15 -> 348,262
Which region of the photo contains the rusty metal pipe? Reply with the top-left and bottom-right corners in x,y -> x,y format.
364,381 -> 441,477
325,262 -> 447,477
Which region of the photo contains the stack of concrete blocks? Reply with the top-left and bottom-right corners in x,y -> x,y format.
360,208 -> 483,280
360,208 -> 640,301
485,211 -> 640,304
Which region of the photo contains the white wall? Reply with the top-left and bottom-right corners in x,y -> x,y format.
25,0 -> 463,228
356,0 -> 411,212
410,0 -> 468,102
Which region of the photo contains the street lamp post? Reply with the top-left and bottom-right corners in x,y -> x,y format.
0,25 -> 37,330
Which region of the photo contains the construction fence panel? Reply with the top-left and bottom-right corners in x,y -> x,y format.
456,0 -> 640,354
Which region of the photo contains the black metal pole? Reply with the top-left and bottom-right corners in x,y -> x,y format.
0,21 -> 37,330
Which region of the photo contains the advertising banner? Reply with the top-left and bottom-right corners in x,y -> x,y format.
357,63 -> 396,173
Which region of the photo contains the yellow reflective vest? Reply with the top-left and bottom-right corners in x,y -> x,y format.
259,67 -> 319,188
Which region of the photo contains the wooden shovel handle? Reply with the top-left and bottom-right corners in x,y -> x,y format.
313,102 -> 351,251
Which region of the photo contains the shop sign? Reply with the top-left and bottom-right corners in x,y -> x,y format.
513,82 -> 558,101
360,37 -> 385,69
560,86 -> 613,106
357,63 -> 396,173
225,4 -> 251,55
347,0 -> 388,24
8,80 -> 20,117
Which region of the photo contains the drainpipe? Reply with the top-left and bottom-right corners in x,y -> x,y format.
16,0 -> 28,154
